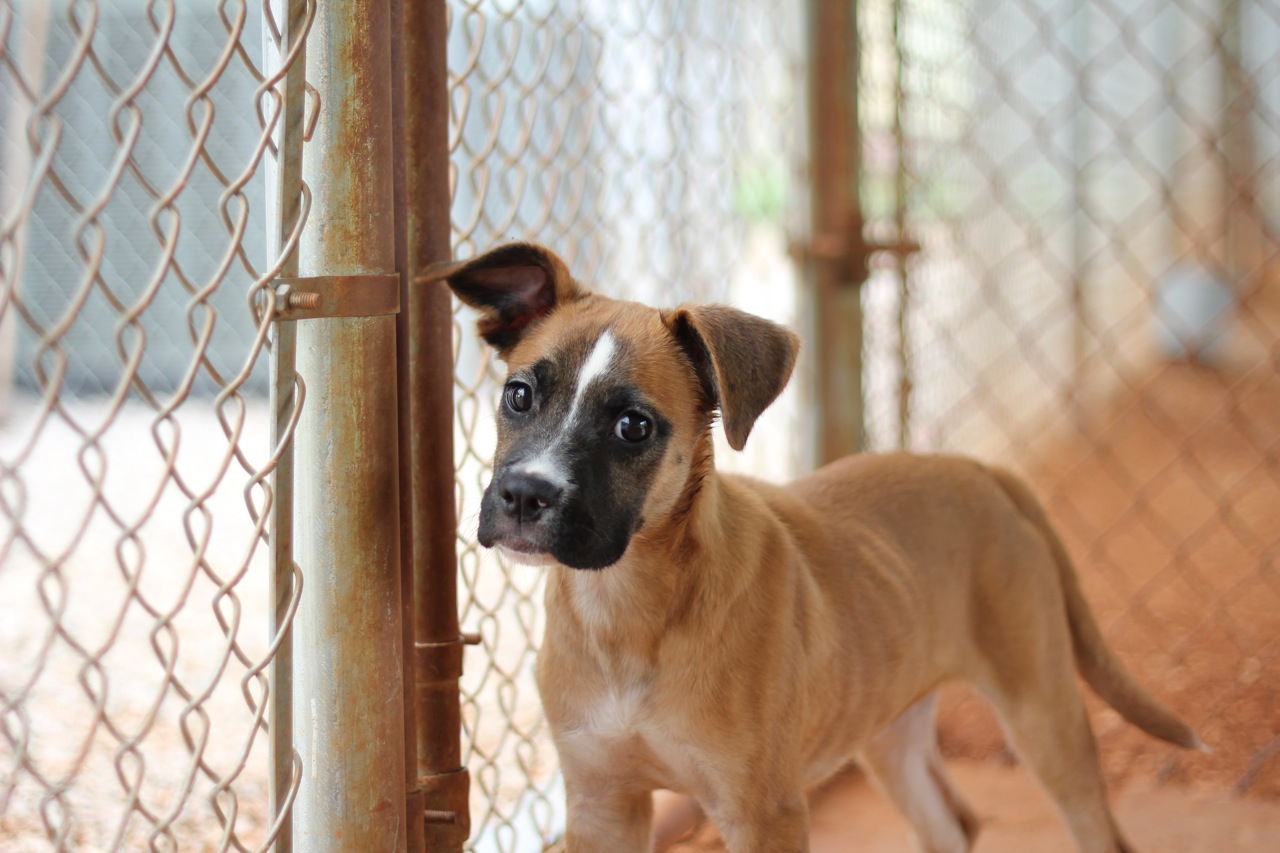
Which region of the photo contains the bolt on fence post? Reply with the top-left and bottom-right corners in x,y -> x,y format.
290,0 -> 408,849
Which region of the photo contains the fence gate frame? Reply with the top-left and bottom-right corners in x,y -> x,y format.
264,0 -> 464,850
393,1 -> 471,852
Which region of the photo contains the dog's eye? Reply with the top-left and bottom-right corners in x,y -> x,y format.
504,382 -> 533,413
613,411 -> 651,442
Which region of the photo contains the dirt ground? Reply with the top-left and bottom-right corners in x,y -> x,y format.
671,762 -> 1280,851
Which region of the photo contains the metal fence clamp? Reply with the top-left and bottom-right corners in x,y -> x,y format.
413,632 -> 480,833
273,274 -> 402,320
789,228 -> 922,289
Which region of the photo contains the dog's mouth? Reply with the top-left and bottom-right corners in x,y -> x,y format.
496,534 -> 543,554
484,526 -> 627,571
479,517 -> 566,567
496,540 -> 559,568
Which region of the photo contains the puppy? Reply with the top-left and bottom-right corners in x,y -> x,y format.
435,242 -> 1200,853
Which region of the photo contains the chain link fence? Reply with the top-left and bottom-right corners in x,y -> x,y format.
4,0 -> 1279,851
1,0 -> 305,849
444,2 -> 807,847
858,0 -> 1280,797
448,0 -> 1280,846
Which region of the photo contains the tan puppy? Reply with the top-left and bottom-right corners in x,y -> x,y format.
436,243 -> 1200,853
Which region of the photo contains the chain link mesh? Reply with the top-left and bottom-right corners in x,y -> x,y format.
5,0 -> 1277,850
450,0 -> 1280,847
445,1 -> 806,847
859,0 -> 1280,797
1,0 -> 308,848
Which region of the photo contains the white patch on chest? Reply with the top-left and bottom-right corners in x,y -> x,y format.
557,681 -> 649,771
585,684 -> 645,741
553,651 -> 706,791
567,692 -> 707,797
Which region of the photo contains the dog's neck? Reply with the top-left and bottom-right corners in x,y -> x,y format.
545,432 -> 746,667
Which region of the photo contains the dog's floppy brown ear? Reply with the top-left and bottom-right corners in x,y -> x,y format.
428,242 -> 586,355
667,305 -> 800,451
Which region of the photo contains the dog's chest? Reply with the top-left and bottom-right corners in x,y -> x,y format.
558,680 -> 699,789
581,684 -> 647,742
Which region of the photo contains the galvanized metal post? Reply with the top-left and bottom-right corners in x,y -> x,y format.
399,1 -> 471,850
264,2 -> 311,851
291,1 -> 407,850
806,0 -> 867,462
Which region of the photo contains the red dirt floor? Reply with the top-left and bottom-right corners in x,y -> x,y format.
669,762 -> 1280,851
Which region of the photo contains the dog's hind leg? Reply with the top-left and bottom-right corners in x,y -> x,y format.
982,675 -> 1134,853
972,588 -> 1134,851
857,693 -> 979,853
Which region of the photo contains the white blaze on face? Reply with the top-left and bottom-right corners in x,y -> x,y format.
566,328 -> 617,425
512,328 -> 618,488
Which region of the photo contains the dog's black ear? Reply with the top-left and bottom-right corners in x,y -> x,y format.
428,243 -> 587,356
666,305 -> 799,451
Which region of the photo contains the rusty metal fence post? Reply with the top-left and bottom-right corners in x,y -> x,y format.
393,0 -> 470,850
287,0 -> 407,849
803,0 -> 868,463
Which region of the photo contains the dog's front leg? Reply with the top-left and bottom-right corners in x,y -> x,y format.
714,794 -> 810,853
562,781 -> 653,853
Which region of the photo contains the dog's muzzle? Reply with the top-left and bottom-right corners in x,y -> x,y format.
477,466 -> 634,570
477,469 -> 562,557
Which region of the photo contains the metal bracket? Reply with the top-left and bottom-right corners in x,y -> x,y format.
417,634 -> 479,841
789,226 -> 920,285
273,274 -> 401,321
421,766 -> 470,836
415,632 -> 480,683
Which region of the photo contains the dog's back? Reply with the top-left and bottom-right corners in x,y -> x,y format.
779,452 -> 1198,750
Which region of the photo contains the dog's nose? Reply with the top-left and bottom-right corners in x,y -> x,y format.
498,472 -> 562,523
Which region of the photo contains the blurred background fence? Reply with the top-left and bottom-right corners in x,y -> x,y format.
1,0 -> 1278,851
854,0 -> 1280,800
444,2 -> 807,847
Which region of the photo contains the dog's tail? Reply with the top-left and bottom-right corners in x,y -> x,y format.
988,466 -> 1204,751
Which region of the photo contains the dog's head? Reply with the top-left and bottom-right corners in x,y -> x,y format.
438,243 -> 799,570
